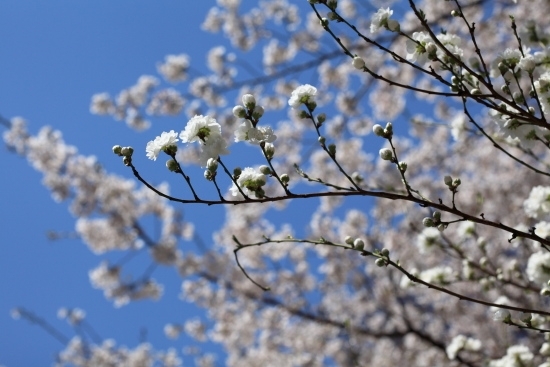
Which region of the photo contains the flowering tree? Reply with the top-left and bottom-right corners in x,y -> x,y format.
5,0 -> 550,365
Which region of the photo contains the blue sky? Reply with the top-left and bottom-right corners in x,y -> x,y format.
0,1 -> 239,365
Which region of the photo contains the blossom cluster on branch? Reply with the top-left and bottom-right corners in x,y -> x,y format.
6,0 -> 550,366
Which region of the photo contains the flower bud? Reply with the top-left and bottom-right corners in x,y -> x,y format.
233,167 -> 242,177
541,288 -> 550,296
351,171 -> 363,182
470,88 -> 481,95
318,136 -> 326,145
123,156 -> 131,166
453,178 -> 461,187
387,19 -> 400,32
493,309 -> 511,322
121,146 -> 134,157
375,258 -> 386,267
252,105 -> 264,119
166,159 -> 178,172
373,124 -> 385,137
206,158 -> 218,172
264,143 -> 275,159
320,17 -> 329,28
379,148 -> 393,161
398,162 -> 407,172
353,238 -> 365,251
328,144 -> 336,157
352,56 -> 365,70
327,11 -> 338,21
423,217 -> 435,227
112,145 -> 122,156
204,169 -> 213,180
344,236 -> 354,245
432,211 -> 441,221
242,94 -> 256,109
280,173 -> 290,184
298,110 -> 309,119
259,165 -> 271,175
380,248 -> 390,257
317,113 -> 326,124
444,175 -> 453,186
233,105 -> 246,118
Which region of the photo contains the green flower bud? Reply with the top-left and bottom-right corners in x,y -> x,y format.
166,159 -> 178,172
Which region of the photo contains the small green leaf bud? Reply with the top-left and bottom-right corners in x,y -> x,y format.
259,165 -> 271,175
423,217 -> 435,227
351,171 -> 363,182
398,162 -> 407,173
379,148 -> 393,161
327,11 -> 338,21
204,170 -> 214,180
453,178 -> 461,187
444,175 -> 453,186
280,173 -> 290,184
112,145 -> 122,156
121,146 -> 134,157
232,105 -> 246,118
298,110 -> 309,119
242,94 -> 256,110
353,238 -> 365,251
373,124 -> 385,137
252,105 -> 264,119
317,113 -> 326,124
328,144 -> 336,157
166,159 -> 178,172
206,158 -> 218,172
306,101 -> 317,111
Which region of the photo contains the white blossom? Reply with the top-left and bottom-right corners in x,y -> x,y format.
288,84 -> 317,108
146,130 -> 179,161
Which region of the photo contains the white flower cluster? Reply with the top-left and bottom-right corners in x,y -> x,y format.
233,94 -> 277,145
288,84 -> 318,109
445,334 -> 482,360
488,345 -> 534,367
146,115 -> 229,167
89,261 -> 163,307
405,32 -> 463,65
230,167 -> 267,198
157,53 -> 190,82
524,186 -> 550,218
55,336 -> 182,366
526,251 -> 550,286
370,7 -> 399,34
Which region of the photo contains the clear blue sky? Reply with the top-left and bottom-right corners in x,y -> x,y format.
0,1 -> 240,365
